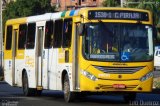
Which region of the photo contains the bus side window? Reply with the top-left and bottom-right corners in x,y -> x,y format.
6,26 -> 12,50
44,21 -> 54,49
26,23 -> 36,49
62,18 -> 72,48
53,19 -> 63,48
18,24 -> 27,49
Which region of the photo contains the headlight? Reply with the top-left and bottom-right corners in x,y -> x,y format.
81,70 -> 98,81
140,71 -> 153,82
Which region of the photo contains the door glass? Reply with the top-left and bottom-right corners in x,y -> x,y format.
13,30 -> 17,57
37,27 -> 44,56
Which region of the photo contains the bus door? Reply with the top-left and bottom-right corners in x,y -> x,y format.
36,26 -> 44,87
12,28 -> 18,85
44,20 -> 56,90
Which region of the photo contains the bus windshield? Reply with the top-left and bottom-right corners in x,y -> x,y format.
83,23 -> 153,62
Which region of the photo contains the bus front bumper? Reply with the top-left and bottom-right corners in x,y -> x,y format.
80,75 -> 153,92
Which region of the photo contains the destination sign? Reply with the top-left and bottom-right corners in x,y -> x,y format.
88,10 -> 149,21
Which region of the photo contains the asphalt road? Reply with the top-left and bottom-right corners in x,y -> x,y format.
0,81 -> 160,106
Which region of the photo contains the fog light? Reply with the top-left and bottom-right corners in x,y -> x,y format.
138,87 -> 142,90
95,87 -> 100,90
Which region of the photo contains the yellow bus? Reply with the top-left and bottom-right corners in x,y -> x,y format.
4,7 -> 155,102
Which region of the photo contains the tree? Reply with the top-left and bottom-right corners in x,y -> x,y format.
102,0 -> 120,7
124,0 -> 160,25
2,0 -> 55,32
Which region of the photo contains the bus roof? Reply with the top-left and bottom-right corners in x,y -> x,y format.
6,17 -> 27,25
6,7 -> 151,25
59,7 -> 151,18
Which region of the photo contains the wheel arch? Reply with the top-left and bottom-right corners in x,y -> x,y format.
61,69 -> 68,90
22,69 -> 27,85
22,69 -> 27,78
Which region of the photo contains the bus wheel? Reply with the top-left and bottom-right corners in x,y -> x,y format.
63,74 -> 75,102
123,93 -> 136,103
22,71 -> 33,96
35,90 -> 42,96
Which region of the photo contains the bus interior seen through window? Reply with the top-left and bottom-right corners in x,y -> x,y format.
6,25 -> 12,50
26,23 -> 36,49
45,21 -> 54,49
18,24 -> 27,49
53,20 -> 63,48
62,19 -> 72,48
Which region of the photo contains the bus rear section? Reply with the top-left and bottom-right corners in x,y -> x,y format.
4,18 -> 27,86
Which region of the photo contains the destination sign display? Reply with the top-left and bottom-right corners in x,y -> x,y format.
88,10 -> 149,21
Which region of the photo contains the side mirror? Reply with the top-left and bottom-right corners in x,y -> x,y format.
78,24 -> 85,36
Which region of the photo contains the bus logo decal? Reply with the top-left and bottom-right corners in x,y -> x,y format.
121,52 -> 130,61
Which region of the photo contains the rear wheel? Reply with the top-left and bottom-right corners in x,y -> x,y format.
123,93 -> 136,103
63,74 -> 75,102
22,71 -> 33,96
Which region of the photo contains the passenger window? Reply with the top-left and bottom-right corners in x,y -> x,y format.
62,18 -> 72,48
6,26 -> 12,50
26,23 -> 36,49
53,19 -> 63,48
45,21 -> 54,49
18,24 -> 27,49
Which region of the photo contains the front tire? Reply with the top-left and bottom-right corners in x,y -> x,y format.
123,93 -> 136,103
35,90 -> 42,96
63,74 -> 75,102
22,71 -> 33,96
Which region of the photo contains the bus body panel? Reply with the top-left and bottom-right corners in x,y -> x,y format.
24,50 -> 36,88
48,49 -> 58,90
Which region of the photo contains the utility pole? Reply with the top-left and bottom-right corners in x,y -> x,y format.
121,0 -> 124,7
0,0 -> 3,73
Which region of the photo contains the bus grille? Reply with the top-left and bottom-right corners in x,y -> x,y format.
94,66 -> 144,74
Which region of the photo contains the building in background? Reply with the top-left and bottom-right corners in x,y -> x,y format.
51,0 -> 103,11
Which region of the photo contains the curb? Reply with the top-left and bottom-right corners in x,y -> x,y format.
0,81 -> 7,84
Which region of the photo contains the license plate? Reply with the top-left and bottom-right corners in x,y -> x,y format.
112,84 -> 126,89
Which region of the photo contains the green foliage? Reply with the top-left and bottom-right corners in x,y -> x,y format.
102,0 -> 120,7
0,76 -> 3,81
2,0 -> 55,32
154,79 -> 160,88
